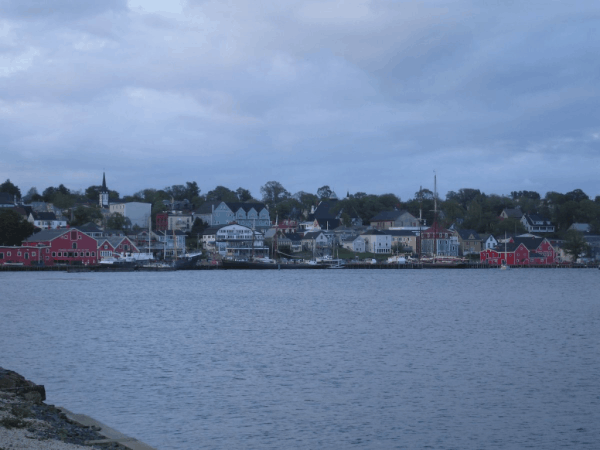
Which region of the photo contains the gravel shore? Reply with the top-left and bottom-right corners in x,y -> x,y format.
0,368 -> 128,450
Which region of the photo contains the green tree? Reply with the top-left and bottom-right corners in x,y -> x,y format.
0,179 -> 21,199
260,181 -> 290,208
70,206 -> 103,227
236,187 -> 253,202
23,187 -> 43,203
317,185 -> 333,199
205,186 -> 238,202
0,209 -> 35,245
563,230 -> 589,260
106,214 -> 130,230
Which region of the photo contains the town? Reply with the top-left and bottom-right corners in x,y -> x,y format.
0,175 -> 598,269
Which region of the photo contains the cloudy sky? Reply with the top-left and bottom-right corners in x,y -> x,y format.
2,0 -> 599,201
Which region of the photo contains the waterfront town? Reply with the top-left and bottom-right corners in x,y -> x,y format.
0,175 -> 599,269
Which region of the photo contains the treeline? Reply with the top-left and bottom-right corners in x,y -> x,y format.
2,179 -> 600,237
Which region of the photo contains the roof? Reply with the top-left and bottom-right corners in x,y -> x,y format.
361,229 -> 388,236
202,225 -> 226,236
457,229 -> 481,241
522,214 -> 553,226
24,229 -> 70,242
385,230 -> 418,237
31,212 -> 57,221
569,223 -> 591,232
512,236 -> 546,250
501,207 -> 523,219
73,222 -> 102,233
314,218 -> 340,230
302,230 -> 326,240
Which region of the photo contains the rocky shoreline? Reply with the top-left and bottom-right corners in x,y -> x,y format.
0,368 -> 128,449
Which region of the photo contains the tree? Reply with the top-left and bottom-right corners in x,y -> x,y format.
106,214 -> 130,230
564,189 -> 589,203
70,206 -> 103,227
0,179 -> 21,199
23,187 -> 42,203
236,187 -> 253,202
260,181 -> 290,206
317,185 -> 333,199
0,209 -> 35,245
205,186 -> 238,202
563,230 -> 589,261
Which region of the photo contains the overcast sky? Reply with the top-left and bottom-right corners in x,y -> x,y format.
2,0 -> 599,201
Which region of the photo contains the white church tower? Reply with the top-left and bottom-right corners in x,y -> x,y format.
99,172 -> 109,208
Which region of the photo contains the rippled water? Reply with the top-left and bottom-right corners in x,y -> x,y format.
1,269 -> 599,449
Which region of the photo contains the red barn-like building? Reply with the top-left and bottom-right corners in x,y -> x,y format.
480,237 -> 557,266
20,229 -> 99,266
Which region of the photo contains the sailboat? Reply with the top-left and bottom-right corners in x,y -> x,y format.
500,232 -> 510,270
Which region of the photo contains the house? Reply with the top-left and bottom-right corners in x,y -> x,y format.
455,229 -> 482,256
499,207 -> 523,220
167,211 -> 194,232
109,202 -> 152,228
301,230 -> 329,252
151,230 -> 187,257
196,201 -> 270,229
307,199 -> 362,227
419,224 -> 459,257
96,237 -> 140,260
369,210 -> 419,230
213,224 -> 267,258
341,235 -> 366,253
568,223 -> 591,233
480,237 -> 557,265
480,234 -> 498,250
285,233 -> 304,253
521,214 -> 555,233
202,225 -> 225,252
27,211 -> 67,229
361,229 -> 392,254
385,230 -> 418,253
18,229 -> 100,266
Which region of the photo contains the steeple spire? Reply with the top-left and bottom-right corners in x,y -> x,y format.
102,172 -> 107,192
99,172 -> 109,207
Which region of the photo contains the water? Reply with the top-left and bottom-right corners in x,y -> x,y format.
1,269 -> 599,449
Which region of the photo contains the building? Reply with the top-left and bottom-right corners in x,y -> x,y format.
521,214 -> 555,233
419,224 -> 459,257
455,229 -> 482,256
499,207 -> 523,220
480,237 -> 557,265
167,211 -> 194,232
109,202 -> 152,228
18,229 -> 99,266
151,230 -> 187,257
213,224 -> 267,259
361,229 -> 392,254
99,172 -> 109,208
369,210 -> 420,230
197,201 -> 270,229
386,230 -> 418,253
27,212 -> 67,229
341,235 -> 366,253
96,237 -> 139,260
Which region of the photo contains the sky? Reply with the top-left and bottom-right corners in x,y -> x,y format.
1,0 -> 600,202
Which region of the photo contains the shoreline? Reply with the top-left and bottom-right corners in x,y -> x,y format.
0,368 -> 156,450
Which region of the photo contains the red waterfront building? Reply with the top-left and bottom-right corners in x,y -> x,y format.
18,229 -> 99,266
480,237 -> 557,266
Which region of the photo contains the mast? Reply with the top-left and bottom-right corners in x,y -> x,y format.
433,172 -> 438,262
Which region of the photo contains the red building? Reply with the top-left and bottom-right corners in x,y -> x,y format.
12,229 -> 100,266
97,237 -> 139,260
156,213 -> 168,231
480,237 -> 557,266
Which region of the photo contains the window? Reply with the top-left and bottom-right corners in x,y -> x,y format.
25,253 -> 29,260
72,243 -> 77,249
52,252 -> 56,257
0,253 -> 3,259
92,252 -> 95,256
17,251 -> 21,256
32,252 -> 36,256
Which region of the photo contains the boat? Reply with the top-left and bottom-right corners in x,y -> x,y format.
500,232 -> 510,270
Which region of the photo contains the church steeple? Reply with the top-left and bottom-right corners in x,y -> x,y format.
99,172 -> 109,208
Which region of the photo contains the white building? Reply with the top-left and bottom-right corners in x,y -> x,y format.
109,202 -> 152,227
361,230 -> 392,254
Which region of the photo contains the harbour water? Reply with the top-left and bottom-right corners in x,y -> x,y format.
1,270 -> 599,449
